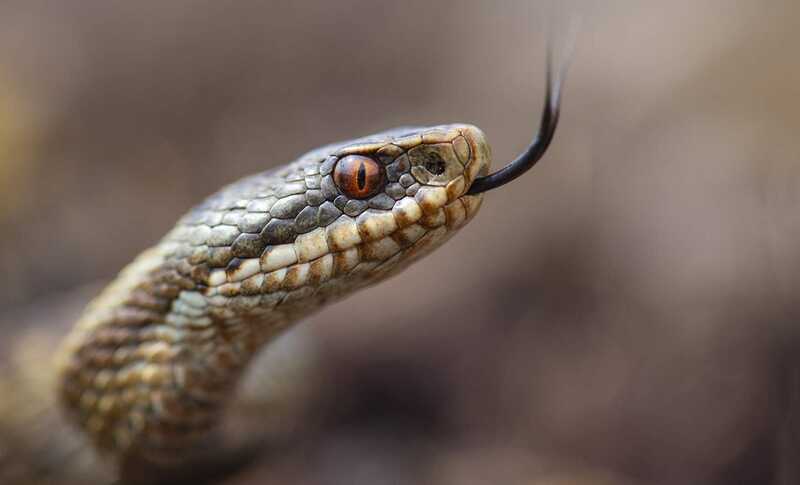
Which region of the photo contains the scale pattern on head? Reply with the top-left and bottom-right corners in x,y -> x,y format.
57,124 -> 492,466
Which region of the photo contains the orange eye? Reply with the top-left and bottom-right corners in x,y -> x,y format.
333,155 -> 385,199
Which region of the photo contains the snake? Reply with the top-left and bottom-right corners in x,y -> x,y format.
1,53 -> 564,484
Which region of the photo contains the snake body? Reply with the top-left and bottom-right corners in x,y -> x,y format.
53,124 -> 491,477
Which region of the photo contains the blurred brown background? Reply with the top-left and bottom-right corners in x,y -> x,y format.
1,1 -> 800,484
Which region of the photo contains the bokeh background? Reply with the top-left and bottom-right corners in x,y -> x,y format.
1,1 -> 800,484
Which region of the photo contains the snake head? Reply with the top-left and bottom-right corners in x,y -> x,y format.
272,123 -> 493,291
322,123 -> 492,235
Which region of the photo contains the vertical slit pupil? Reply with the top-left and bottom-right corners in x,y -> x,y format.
357,162 -> 367,190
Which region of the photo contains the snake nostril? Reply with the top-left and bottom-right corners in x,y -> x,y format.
424,154 -> 446,176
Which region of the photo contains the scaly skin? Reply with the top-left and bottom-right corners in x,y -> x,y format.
54,124 -> 491,479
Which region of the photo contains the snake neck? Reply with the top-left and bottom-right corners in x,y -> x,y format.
57,244 -> 298,465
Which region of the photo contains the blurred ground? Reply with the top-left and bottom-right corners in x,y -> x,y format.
1,1 -> 800,484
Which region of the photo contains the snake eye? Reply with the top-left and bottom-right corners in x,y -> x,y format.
333,155 -> 385,199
